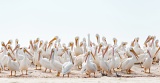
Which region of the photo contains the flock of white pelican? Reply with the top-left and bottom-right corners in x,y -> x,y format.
0,34 -> 160,77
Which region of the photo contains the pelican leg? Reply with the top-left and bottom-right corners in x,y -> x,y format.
128,69 -> 131,74
144,68 -> 146,73
11,71 -> 12,76
15,71 -> 16,76
45,68 -> 47,72
21,70 -> 23,75
94,72 -> 96,77
36,65 -> 37,70
88,74 -> 90,77
67,73 -> 69,77
149,68 -> 150,73
49,69 -> 52,73
140,63 -> 143,68
26,70 -> 28,75
63,74 -> 64,77
40,65 -> 41,70
106,71 -> 108,75
56,72 -> 60,77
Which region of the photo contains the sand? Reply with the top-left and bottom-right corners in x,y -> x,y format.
1,63 -> 160,83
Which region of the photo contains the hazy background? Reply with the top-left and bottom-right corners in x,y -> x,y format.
0,0 -> 160,47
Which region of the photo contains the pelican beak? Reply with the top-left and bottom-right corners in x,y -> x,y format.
98,44 -> 102,53
25,49 -> 33,57
154,47 -> 160,57
103,46 -> 109,58
7,40 -> 11,45
113,40 -> 116,45
147,50 -> 152,58
80,42 -> 83,47
91,52 -> 96,60
116,51 -> 122,59
49,36 -> 57,44
75,38 -> 78,47
50,49 -> 54,60
8,52 -> 14,60
85,52 -> 89,62
131,48 -> 139,60
70,53 -> 74,64
38,51 -> 41,61
96,36 -> 98,42
39,41 -> 42,48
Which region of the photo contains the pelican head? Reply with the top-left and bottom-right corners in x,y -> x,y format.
102,36 -> 106,42
75,36 -> 79,46
80,41 -> 83,47
7,51 -> 15,61
113,38 -> 117,45
36,38 -> 40,42
136,37 -> 139,42
96,34 -> 100,42
68,42 -> 74,47
7,39 -> 13,45
122,42 -> 128,46
155,40 -> 159,47
83,38 -> 86,42
1,41 -> 5,46
15,39 -> 19,44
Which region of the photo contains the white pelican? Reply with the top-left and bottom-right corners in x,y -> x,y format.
74,36 -> 83,56
120,47 -> 139,74
39,49 -> 52,72
19,49 -> 31,75
106,47 -> 115,74
7,52 -> 20,76
85,51 -> 97,77
95,34 -> 100,45
143,50 -> 153,73
99,46 -> 110,75
33,48 -> 41,70
62,51 -> 74,77
50,48 -> 62,76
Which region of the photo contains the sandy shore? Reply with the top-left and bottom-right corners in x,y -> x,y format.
1,63 -> 160,83
1,77 -> 160,83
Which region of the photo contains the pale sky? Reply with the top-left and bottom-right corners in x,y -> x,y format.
0,0 -> 160,47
